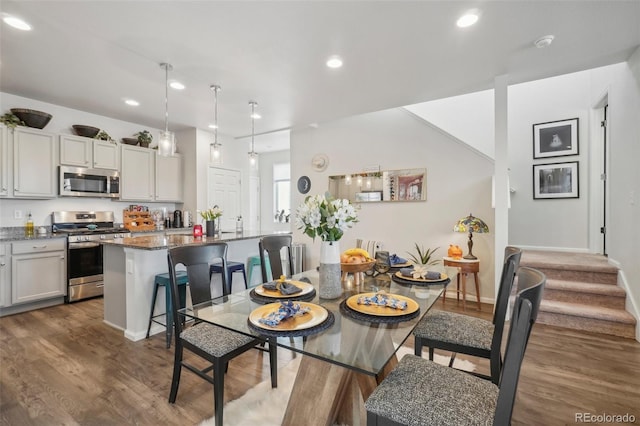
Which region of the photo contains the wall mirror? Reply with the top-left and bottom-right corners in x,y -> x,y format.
328,168 -> 426,203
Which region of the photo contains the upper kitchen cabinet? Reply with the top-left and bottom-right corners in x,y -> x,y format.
155,153 -> 182,202
12,127 -> 57,198
120,144 -> 155,201
0,125 -> 8,197
60,134 -> 118,170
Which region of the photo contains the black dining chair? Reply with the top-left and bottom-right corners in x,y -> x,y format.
365,266 -> 546,426
413,246 -> 522,384
167,242 -> 277,426
259,235 -> 294,283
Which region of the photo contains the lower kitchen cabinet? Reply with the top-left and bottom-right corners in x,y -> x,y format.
10,239 -> 66,305
0,244 -> 9,307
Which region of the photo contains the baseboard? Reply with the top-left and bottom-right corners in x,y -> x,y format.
515,245 -> 591,253
616,269 -> 640,342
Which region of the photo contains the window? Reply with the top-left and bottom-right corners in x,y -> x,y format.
274,163 -> 290,223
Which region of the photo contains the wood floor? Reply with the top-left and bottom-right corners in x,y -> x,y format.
1,297 -> 639,425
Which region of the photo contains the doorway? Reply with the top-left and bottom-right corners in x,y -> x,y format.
207,167 -> 241,231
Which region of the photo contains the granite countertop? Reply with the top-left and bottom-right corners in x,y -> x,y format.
0,227 -> 64,242
101,230 -> 291,251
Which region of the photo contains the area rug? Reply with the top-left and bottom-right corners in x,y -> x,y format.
198,346 -> 475,426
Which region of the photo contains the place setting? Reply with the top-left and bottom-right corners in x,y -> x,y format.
247,300 -> 335,337
339,290 -> 421,323
249,275 -> 317,304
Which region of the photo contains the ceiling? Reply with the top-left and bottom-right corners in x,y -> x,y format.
1,1 -> 639,153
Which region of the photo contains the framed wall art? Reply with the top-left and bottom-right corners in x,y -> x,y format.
533,161 -> 579,199
533,118 -> 579,159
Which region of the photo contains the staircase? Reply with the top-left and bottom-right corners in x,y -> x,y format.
520,250 -> 636,339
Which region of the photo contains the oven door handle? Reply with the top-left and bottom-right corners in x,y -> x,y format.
68,242 -> 101,249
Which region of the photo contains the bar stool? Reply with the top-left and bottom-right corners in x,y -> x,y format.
209,261 -> 248,292
146,271 -> 189,348
247,255 -> 271,287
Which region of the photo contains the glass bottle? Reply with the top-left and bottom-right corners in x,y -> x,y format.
25,212 -> 34,237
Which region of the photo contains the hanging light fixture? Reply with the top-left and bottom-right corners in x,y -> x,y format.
248,101 -> 258,166
209,84 -> 222,163
158,63 -> 175,157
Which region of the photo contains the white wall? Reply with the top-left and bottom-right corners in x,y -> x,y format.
290,108 -> 497,301
259,150 -> 291,233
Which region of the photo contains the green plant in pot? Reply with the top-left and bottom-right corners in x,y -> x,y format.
94,130 -> 115,143
407,244 -> 440,267
0,113 -> 25,128
134,130 -> 153,148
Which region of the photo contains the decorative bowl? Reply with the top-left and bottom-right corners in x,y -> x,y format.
72,125 -> 100,138
341,260 -> 376,273
122,138 -> 138,145
10,108 -> 52,129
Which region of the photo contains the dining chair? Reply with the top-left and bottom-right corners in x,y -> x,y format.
259,234 -> 294,283
365,267 -> 545,426
167,242 -> 277,426
413,246 -> 522,384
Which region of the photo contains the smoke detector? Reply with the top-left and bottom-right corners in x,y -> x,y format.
534,35 -> 555,49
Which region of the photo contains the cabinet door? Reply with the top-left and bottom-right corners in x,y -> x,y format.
11,251 -> 66,304
0,244 -> 10,307
0,125 -> 8,197
120,144 -> 154,201
155,153 -> 182,202
13,127 -> 57,198
60,134 -> 92,167
93,140 -> 119,170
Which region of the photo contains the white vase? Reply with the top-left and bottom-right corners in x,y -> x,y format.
319,240 -> 342,299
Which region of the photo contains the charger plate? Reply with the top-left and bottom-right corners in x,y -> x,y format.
255,280 -> 314,298
249,302 -> 327,331
340,299 -> 420,324
346,293 -> 419,317
393,271 -> 448,283
249,288 -> 316,304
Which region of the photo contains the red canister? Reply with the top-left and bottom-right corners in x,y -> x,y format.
193,224 -> 203,237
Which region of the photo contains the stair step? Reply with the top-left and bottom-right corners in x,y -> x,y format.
544,279 -> 626,309
521,251 -> 618,284
538,300 -> 636,339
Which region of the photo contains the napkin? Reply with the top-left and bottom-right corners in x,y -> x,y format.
357,292 -> 407,310
261,281 -> 302,295
400,266 -> 441,280
389,254 -> 407,265
258,301 -> 311,326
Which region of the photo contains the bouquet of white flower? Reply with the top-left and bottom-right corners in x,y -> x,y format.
200,206 -> 223,221
295,193 -> 358,241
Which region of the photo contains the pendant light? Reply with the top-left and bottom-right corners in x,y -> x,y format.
210,84 -> 222,163
158,62 -> 175,157
248,101 -> 258,166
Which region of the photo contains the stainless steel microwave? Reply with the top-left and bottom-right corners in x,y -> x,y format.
59,166 -> 120,198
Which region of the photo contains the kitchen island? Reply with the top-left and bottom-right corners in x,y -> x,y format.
101,231 -> 291,341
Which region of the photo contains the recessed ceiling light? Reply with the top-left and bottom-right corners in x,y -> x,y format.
326,55 -> 343,68
456,12 -> 479,28
534,35 -> 555,48
208,124 -> 218,129
3,15 -> 32,31
169,81 -> 185,90
125,99 -> 139,106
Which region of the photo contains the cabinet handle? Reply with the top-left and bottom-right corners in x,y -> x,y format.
32,245 -> 47,249
0,262 -> 5,266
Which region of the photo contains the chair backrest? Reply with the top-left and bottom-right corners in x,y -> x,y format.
167,243 -> 229,336
488,246 -> 523,384
356,239 -> 383,258
493,266 -> 545,425
259,235 -> 293,283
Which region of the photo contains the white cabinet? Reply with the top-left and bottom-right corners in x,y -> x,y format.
0,244 -> 10,308
155,153 -> 182,202
12,127 -> 58,198
11,239 -> 66,304
60,134 -> 119,170
0,125 -> 8,197
120,144 -> 155,201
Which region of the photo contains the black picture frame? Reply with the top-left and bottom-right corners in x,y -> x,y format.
533,161 -> 579,199
533,118 -> 579,159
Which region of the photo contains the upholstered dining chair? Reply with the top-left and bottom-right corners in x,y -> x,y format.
413,246 -> 522,384
167,243 -> 277,426
259,234 -> 294,283
365,267 -> 546,426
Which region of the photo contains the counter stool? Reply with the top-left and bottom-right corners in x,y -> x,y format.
247,255 -> 271,287
209,261 -> 248,293
146,271 -> 189,348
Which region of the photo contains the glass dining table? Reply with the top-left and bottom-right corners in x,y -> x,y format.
180,268 -> 450,426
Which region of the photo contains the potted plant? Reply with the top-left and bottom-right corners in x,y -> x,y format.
200,206 -> 223,237
407,244 -> 440,266
134,130 -> 153,148
0,113 -> 25,128
94,130 -> 115,143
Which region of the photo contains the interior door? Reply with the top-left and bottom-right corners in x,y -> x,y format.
208,167 -> 241,231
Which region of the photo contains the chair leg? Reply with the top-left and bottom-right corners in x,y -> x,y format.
165,284 -> 173,349
146,282 -> 160,338
414,337 -> 422,356
168,342 -> 183,403
449,352 -> 457,368
428,347 -> 435,361
269,337 -> 278,388
213,359 -> 226,426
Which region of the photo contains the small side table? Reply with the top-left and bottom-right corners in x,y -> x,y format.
443,256 -> 481,311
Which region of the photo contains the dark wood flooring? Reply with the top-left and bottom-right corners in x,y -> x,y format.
1,297 -> 639,425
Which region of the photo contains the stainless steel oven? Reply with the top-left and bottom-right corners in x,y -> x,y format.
52,211 -> 130,302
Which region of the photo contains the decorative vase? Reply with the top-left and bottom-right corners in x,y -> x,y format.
319,240 -> 342,299
206,220 -> 216,237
